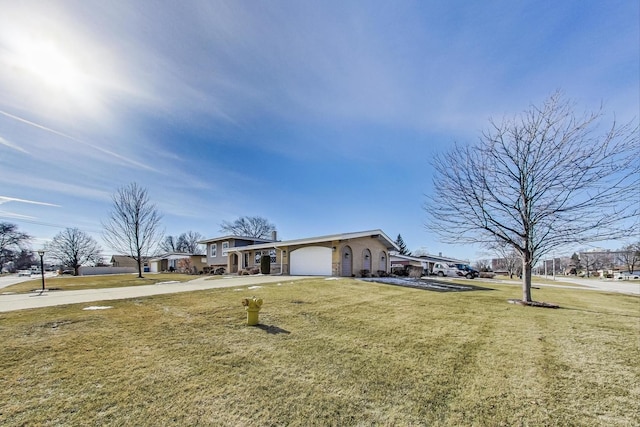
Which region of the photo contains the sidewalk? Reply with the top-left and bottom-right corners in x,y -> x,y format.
0,275 -> 311,313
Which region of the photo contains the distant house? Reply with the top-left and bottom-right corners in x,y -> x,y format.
110,255 -> 150,272
198,229 -> 398,276
149,253 -> 207,274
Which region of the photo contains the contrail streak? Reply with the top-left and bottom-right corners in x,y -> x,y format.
0,110 -> 157,172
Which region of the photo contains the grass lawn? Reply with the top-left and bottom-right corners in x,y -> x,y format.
1,273 -> 198,294
0,278 -> 638,426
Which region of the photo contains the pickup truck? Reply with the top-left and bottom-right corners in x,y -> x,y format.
453,263 -> 480,279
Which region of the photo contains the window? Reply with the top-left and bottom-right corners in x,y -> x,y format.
222,241 -> 229,256
210,244 -> 217,257
254,250 -> 276,264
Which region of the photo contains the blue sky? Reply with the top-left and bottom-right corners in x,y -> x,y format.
0,1 -> 638,261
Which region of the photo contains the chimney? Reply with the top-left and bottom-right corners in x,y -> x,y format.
271,230 -> 277,241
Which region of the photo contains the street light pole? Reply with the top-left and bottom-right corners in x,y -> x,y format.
37,250 -> 46,293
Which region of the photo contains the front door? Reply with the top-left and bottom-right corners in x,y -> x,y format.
230,253 -> 238,273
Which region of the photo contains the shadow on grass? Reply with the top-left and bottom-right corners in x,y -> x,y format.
363,277 -> 494,293
255,324 -> 291,335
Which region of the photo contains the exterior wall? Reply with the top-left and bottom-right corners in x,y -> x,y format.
111,256 -> 138,268
236,238 -> 391,277
240,247 -> 287,274
202,234 -> 393,277
331,238 -> 389,277
205,238 -> 273,267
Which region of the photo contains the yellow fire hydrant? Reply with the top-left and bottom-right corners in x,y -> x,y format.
241,297 -> 263,326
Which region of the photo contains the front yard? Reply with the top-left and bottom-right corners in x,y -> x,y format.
0,278 -> 638,426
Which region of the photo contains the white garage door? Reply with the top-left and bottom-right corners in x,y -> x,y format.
290,246 -> 332,276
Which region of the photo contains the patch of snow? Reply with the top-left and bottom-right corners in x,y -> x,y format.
324,277 -> 340,281
277,283 -> 282,286
83,306 -> 113,310
248,286 -> 262,290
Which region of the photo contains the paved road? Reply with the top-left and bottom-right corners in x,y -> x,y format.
0,275 -> 311,313
0,272 -> 57,290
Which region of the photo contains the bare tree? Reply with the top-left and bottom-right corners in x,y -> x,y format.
618,242 -> 640,274
220,216 -> 276,239
0,222 -> 31,272
490,243 -> 522,278
159,231 -> 204,254
177,231 -> 204,254
579,251 -> 601,277
424,93 -> 639,303
45,228 -> 102,276
159,235 -> 179,253
103,183 -> 164,278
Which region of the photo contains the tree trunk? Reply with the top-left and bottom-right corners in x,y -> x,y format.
74,265 -> 80,276
522,254 -> 533,302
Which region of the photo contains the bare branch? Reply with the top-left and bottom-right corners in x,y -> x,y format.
424,92 -> 639,302
219,216 -> 276,239
45,228 -> 102,276
102,183 -> 164,278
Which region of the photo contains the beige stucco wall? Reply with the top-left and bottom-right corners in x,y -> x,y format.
330,238 -> 389,277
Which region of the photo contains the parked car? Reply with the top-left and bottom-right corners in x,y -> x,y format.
453,263 -> 480,279
17,270 -> 31,277
431,262 -> 461,277
614,272 -> 640,280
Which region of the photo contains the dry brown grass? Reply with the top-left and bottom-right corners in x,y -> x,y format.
0,278 -> 638,426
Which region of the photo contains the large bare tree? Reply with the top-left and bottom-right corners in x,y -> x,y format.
45,228 -> 102,276
160,231 -> 205,254
177,231 -> 204,254
618,242 -> 640,274
0,222 -> 31,272
220,216 -> 276,239
424,93 -> 639,303
103,183 -> 164,278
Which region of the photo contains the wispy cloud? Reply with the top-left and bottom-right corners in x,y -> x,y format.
0,196 -> 61,207
0,135 -> 29,154
0,110 -> 157,172
0,196 -> 60,221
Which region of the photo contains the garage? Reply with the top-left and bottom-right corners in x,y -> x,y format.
290,246 -> 332,276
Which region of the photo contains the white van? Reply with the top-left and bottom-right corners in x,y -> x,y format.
432,262 -> 462,277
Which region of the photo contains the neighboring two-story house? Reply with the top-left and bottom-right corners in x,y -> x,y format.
198,229 -> 398,277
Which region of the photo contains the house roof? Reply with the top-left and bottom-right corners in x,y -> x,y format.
233,229 -> 399,252
197,235 -> 276,244
390,253 -> 468,264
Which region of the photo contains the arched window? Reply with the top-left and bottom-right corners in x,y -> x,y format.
362,248 -> 372,271
379,251 -> 387,272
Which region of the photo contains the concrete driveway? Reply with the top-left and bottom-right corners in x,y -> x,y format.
0,275 -> 312,313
